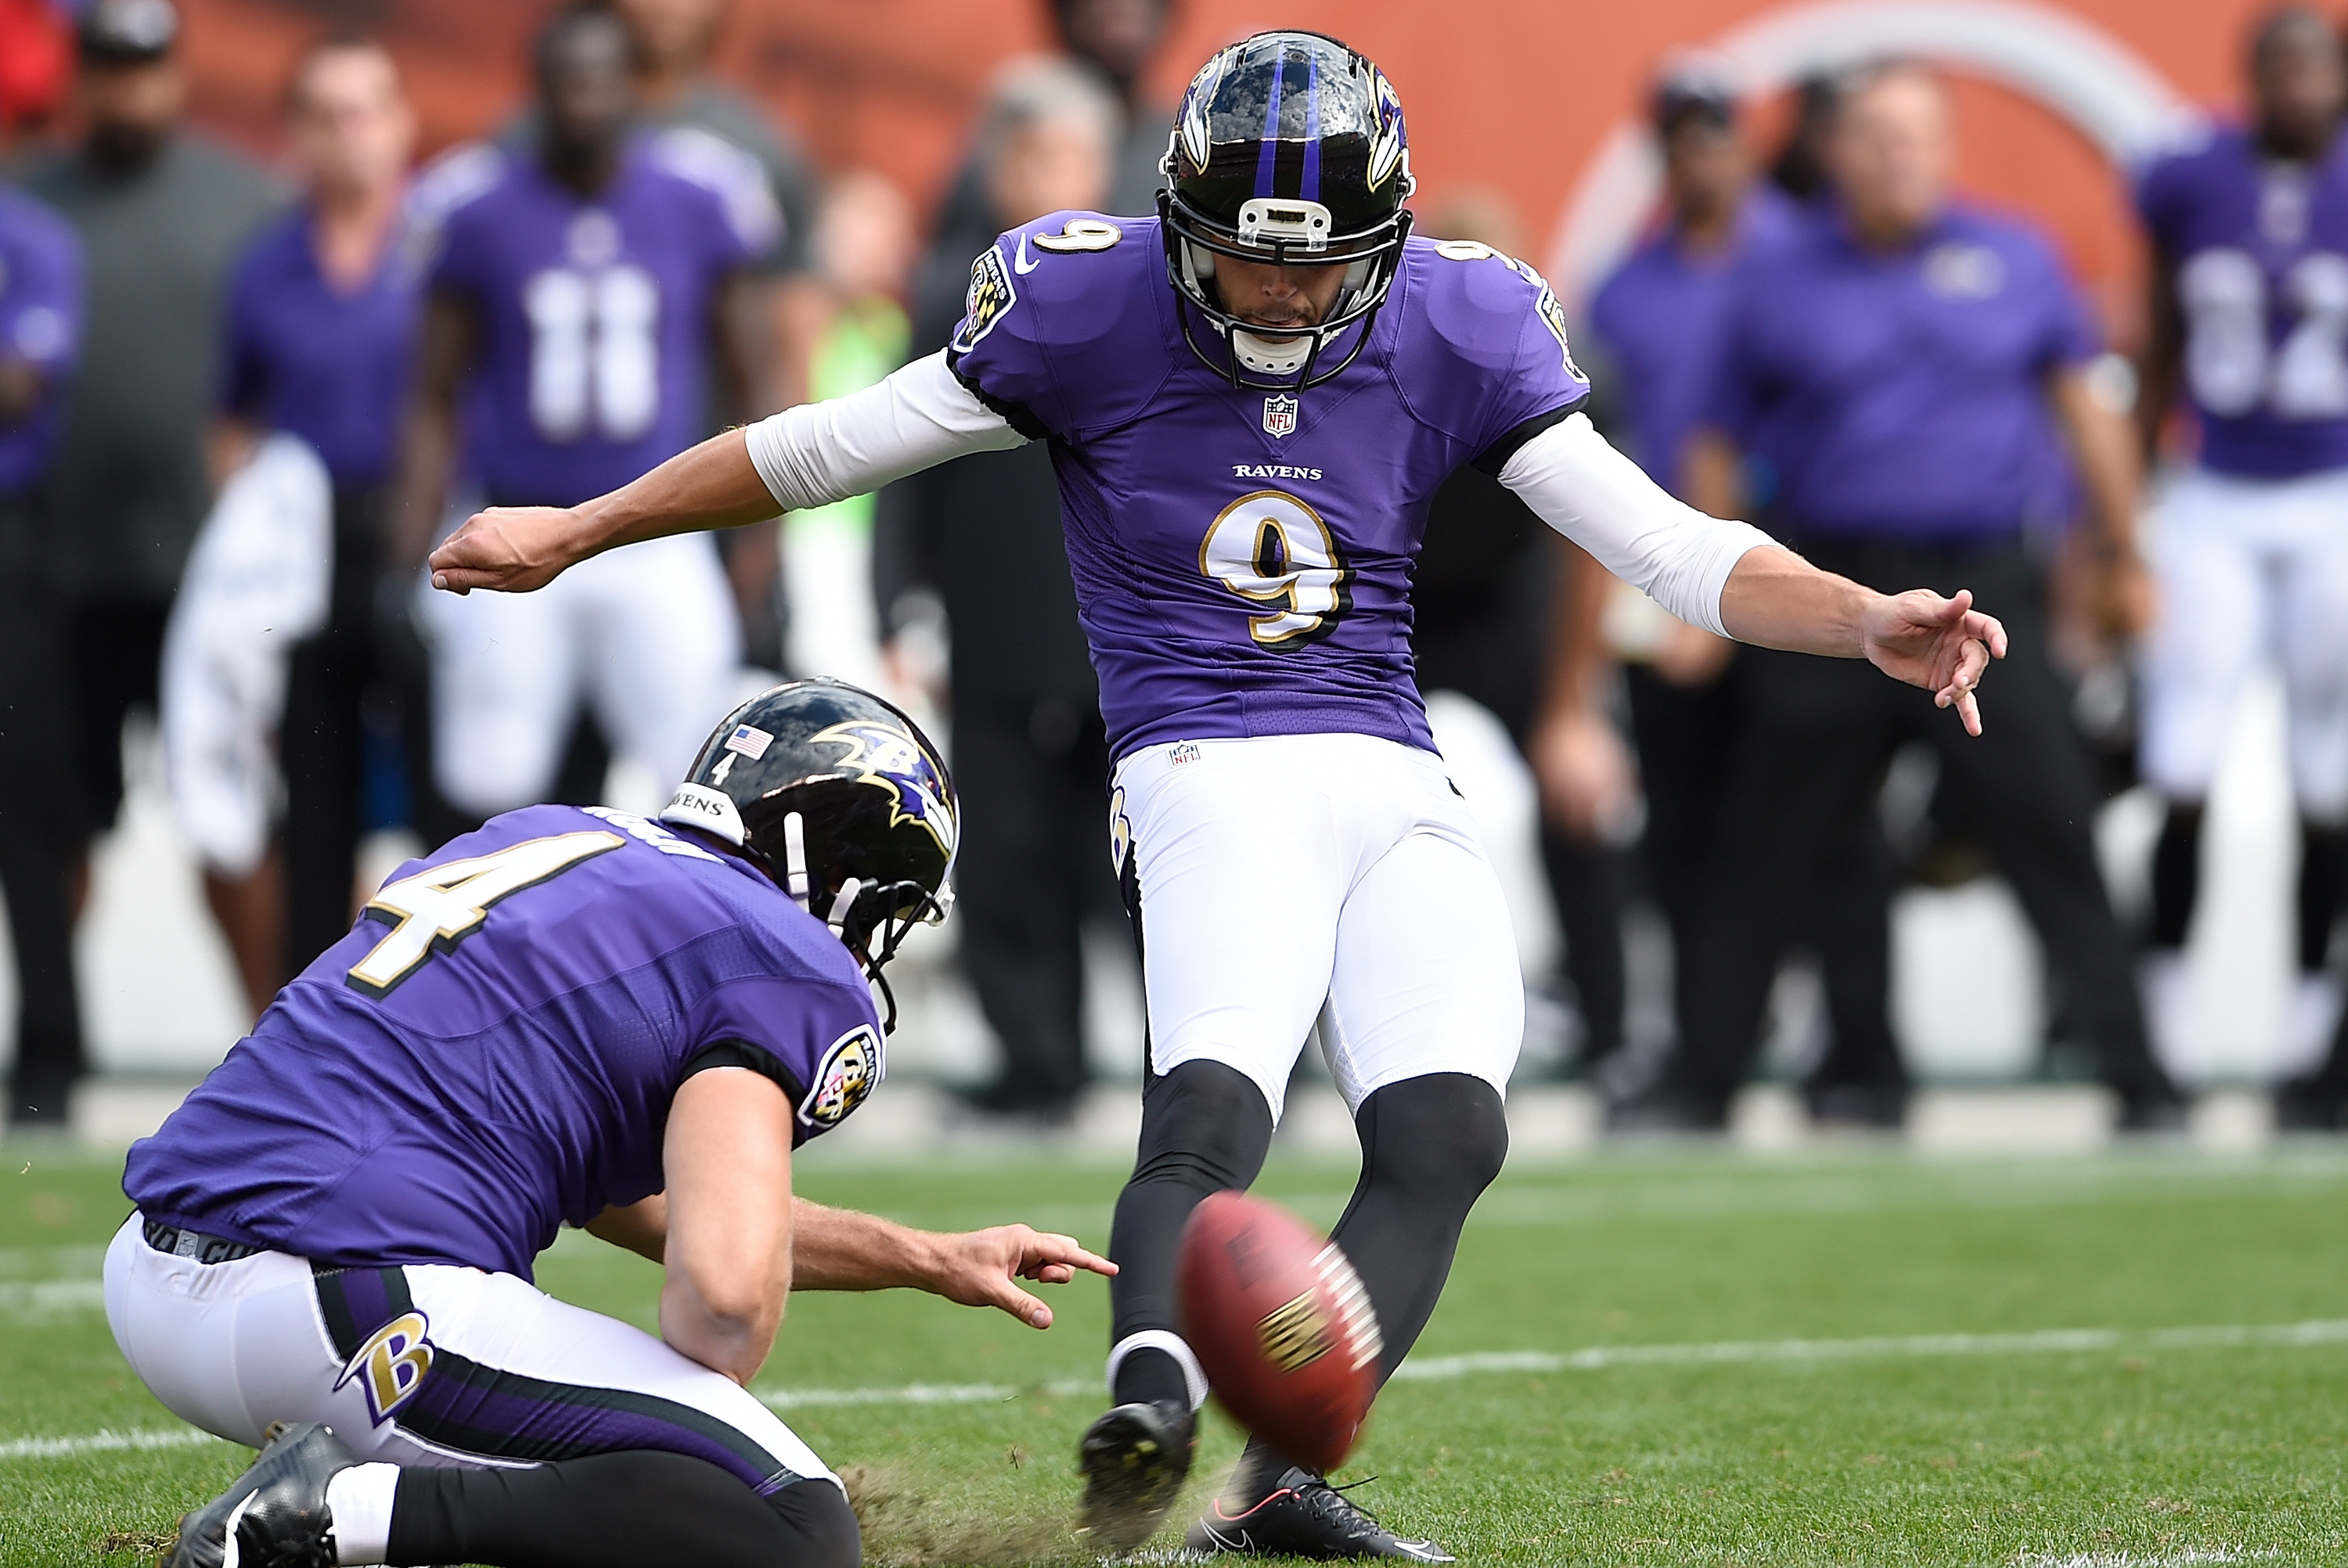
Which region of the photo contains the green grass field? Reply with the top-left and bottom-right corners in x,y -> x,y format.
6,1142 -> 2348,1566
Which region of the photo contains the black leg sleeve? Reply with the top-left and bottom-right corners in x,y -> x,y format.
2150,801 -> 2204,953
1236,1074 -> 1509,1480
386,1455 -> 858,1568
2299,818 -> 2348,973
1324,1073 -> 1510,1383
1107,1059 -> 1274,1404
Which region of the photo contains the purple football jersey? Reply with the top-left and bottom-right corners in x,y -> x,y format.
221,206 -> 419,489
945,213 -> 1588,760
0,187 -> 82,494
416,133 -> 762,507
1702,203 -> 2094,541
2139,123 -> 2348,477
124,804 -> 882,1280
1589,184 -> 1802,495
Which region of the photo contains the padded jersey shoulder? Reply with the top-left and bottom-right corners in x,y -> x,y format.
639,125 -> 783,258
1383,233 -> 1591,455
2134,118 -> 2239,238
945,208 -> 1175,437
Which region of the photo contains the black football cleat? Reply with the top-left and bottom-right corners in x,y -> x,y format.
1188,1463 -> 1454,1561
168,1421 -> 356,1568
1076,1398 -> 1195,1550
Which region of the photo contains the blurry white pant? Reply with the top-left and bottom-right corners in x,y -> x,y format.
423,535 -> 740,816
2140,463 -> 2348,822
103,1216 -> 833,1492
1110,732 -> 1523,1123
783,513 -> 887,692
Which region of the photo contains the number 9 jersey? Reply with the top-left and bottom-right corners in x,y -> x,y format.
2139,121 -> 2348,477
944,211 -> 1590,761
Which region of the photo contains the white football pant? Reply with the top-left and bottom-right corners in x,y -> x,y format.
103,1217 -> 833,1493
423,534 -> 741,816
2140,463 -> 2348,823
1111,732 -> 1524,1123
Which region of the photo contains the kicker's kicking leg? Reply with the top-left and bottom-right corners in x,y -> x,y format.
1191,1074 -> 1506,1562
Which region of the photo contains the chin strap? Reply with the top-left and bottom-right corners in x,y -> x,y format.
783,812 -> 810,908
852,879 -> 950,1035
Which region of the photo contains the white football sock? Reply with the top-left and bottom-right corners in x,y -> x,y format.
1106,1329 -> 1209,1411
325,1462 -> 399,1566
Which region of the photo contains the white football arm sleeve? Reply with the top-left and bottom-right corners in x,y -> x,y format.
742,351 -> 1028,514
1497,412 -> 1777,638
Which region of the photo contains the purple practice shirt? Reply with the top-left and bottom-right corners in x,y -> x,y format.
1703,202 -> 2096,541
124,804 -> 883,1280
1588,183 -> 1802,496
0,187 -> 82,495
945,214 -> 1590,761
416,133 -> 764,506
2138,122 -> 2348,477
221,207 -> 419,490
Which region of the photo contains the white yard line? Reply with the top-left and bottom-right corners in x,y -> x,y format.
0,1427 -> 225,1461
14,1318 -> 2348,1463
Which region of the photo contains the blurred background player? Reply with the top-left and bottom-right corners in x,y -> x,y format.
0,178 -> 82,1127
512,0 -> 814,669
1412,185 -> 1630,1081
2134,5 -> 2348,1120
394,5 -> 774,836
1661,59 -> 2181,1130
210,36 -> 420,994
889,59 -> 1125,1123
776,169 -> 915,692
13,0 -> 277,994
927,0 -> 1174,280
1564,63 -> 1910,1127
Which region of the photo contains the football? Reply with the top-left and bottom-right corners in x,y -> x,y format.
1176,1190 -> 1383,1473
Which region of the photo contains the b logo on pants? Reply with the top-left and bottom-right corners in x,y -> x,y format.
334,1311 -> 434,1424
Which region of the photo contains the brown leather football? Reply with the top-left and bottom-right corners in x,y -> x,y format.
1176,1190 -> 1381,1473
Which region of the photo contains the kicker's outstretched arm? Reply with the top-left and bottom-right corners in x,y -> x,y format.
428,351 -> 1025,594
1499,412 -> 2008,734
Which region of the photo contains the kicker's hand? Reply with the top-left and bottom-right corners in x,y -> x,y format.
428,505 -> 589,595
922,1225 -> 1116,1330
1860,588 -> 2008,737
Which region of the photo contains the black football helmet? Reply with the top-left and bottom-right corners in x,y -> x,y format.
659,679 -> 956,1029
1159,31 -> 1416,390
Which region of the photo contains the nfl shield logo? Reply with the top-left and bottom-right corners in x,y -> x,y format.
1262,394 -> 1298,438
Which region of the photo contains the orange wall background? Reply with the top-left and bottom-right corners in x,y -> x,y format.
174,0 -> 2273,347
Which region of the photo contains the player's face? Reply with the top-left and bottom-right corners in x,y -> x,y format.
1663,119 -> 1748,225
2253,17 -> 2346,153
542,19 -> 636,153
1212,254 -> 1349,331
77,57 -> 185,167
1827,69 -> 1953,243
287,47 -> 414,202
614,0 -> 723,74
1059,0 -> 1165,84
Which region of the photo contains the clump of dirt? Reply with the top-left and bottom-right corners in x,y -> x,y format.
92,1528 -> 176,1561
839,1462 -> 1087,1567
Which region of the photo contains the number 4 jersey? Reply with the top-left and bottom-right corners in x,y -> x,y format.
124,804 -> 882,1280
412,129 -> 776,506
2139,122 -> 2348,477
945,212 -> 1590,759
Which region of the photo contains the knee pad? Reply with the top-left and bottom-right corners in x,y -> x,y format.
1356,1073 -> 1509,1207
767,1478 -> 861,1568
1133,1059 -> 1274,1190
